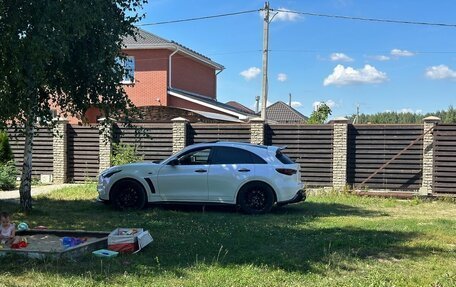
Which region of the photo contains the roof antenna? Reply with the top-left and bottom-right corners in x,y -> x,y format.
288,93 -> 291,106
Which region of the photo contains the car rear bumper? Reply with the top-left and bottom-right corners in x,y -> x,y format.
277,189 -> 306,206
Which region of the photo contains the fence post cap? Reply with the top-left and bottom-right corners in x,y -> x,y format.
97,117 -> 116,123
423,116 -> 441,123
332,117 -> 349,124
52,117 -> 69,123
171,117 -> 189,122
249,117 -> 265,123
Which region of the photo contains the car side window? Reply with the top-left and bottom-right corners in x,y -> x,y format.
178,148 -> 211,165
211,147 -> 267,165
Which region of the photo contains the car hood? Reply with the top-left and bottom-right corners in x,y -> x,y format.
101,162 -> 160,175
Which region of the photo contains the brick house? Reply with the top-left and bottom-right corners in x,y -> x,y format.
83,28 -> 254,123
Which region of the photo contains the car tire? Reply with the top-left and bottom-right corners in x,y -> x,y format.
238,182 -> 275,214
111,179 -> 147,211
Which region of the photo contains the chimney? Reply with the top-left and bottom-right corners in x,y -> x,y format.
255,96 -> 260,113
288,93 -> 291,106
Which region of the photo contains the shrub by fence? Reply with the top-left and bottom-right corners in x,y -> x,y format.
113,123 -> 173,163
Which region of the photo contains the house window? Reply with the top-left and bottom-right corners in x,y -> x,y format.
120,56 -> 135,84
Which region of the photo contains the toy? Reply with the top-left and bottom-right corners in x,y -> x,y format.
17,222 -> 29,231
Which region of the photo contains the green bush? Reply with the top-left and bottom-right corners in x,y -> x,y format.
111,143 -> 143,166
0,131 -> 13,164
0,160 -> 17,191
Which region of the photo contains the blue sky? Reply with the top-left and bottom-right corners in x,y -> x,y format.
139,0 -> 456,118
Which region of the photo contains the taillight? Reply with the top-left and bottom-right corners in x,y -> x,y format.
275,168 -> 297,176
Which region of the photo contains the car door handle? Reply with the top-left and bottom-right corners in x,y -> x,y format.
238,168 -> 251,172
194,169 -> 207,173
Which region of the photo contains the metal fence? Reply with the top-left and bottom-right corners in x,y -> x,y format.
433,125 -> 456,195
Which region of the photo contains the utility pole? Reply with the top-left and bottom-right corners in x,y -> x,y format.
260,1 -> 270,120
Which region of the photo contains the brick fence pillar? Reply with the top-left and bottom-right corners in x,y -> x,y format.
53,118 -> 68,184
419,116 -> 441,195
98,119 -> 112,173
332,117 -> 349,190
250,118 -> 265,145
172,117 -> 188,153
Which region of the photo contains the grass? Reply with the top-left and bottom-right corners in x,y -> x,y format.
0,184 -> 455,287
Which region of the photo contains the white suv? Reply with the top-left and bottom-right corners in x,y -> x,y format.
98,142 -> 305,214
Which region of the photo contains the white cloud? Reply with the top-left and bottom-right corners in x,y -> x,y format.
398,108 -> 423,114
391,49 -> 415,57
398,108 -> 414,114
425,65 -> 456,80
386,108 -> 422,114
323,64 -> 387,86
313,100 -> 336,111
372,55 -> 390,61
260,7 -> 300,22
240,67 -> 261,80
291,101 -> 302,108
330,53 -> 353,62
277,73 -> 287,82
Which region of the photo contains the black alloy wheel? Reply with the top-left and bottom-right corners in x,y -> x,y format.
111,179 -> 146,210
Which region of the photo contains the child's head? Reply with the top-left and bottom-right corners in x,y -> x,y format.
1,212 -> 11,227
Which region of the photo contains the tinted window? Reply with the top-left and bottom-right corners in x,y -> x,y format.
212,147 -> 266,165
178,148 -> 211,165
276,150 -> 295,164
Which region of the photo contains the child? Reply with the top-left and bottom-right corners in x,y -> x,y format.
0,212 -> 20,246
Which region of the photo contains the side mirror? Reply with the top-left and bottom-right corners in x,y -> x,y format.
169,158 -> 179,166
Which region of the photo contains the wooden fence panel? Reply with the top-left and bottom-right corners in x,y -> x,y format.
67,125 -> 99,182
188,123 -> 251,144
7,127 -> 54,178
347,125 -> 423,190
433,124 -> 456,194
265,124 -> 334,187
113,123 -> 173,162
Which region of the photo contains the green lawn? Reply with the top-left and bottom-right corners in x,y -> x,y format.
0,185 -> 455,287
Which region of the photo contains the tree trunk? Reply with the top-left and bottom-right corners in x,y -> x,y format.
19,117 -> 35,211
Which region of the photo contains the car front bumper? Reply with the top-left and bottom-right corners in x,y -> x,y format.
277,189 -> 306,206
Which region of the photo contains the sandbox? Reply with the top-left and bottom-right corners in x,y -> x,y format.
0,229 -> 109,259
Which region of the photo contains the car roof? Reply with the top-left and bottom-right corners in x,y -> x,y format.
182,141 -> 277,152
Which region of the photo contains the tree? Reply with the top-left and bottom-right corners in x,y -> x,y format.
307,103 -> 332,124
0,0 -> 147,211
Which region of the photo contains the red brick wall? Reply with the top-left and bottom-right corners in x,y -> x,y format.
72,49 -> 218,124
123,49 -> 169,106
170,54 -> 216,99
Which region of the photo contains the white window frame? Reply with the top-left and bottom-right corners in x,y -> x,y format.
120,56 -> 135,84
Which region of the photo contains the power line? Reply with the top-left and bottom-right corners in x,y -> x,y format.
271,8 -> 456,28
137,9 -> 259,26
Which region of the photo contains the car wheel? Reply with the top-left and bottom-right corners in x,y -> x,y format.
238,182 -> 274,214
111,179 -> 147,210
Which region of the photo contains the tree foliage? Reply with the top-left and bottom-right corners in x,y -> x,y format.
348,106 -> 456,124
308,103 -> 332,124
111,143 -> 143,166
0,0 -> 147,210
0,131 -> 13,164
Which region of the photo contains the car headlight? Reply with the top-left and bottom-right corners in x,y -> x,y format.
102,170 -> 122,178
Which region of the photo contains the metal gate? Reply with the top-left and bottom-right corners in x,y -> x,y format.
433,124 -> 456,194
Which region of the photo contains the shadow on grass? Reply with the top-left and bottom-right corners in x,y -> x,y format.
0,195 -> 445,282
